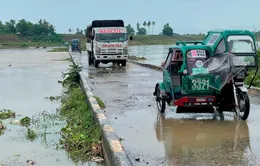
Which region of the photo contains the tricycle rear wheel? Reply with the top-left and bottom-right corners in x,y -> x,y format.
237,91 -> 250,120
156,86 -> 166,113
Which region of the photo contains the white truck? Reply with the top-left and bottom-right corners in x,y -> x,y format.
86,20 -> 133,68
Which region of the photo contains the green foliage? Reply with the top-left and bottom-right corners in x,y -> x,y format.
162,23 -> 173,36
20,43 -> 28,47
61,64 -> 83,89
25,128 -> 37,141
0,109 -> 15,119
20,117 -> 31,127
125,24 -> 135,35
93,96 -> 105,109
137,28 -> 147,35
48,47 -> 68,52
245,49 -> 260,87
0,19 -> 63,43
58,64 -> 102,162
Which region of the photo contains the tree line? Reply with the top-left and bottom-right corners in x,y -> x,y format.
0,19 -> 62,42
126,21 -> 174,36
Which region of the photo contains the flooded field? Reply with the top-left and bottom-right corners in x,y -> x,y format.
128,42 -> 260,67
0,49 -> 101,166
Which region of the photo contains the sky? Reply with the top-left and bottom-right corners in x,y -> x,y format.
0,0 -> 259,34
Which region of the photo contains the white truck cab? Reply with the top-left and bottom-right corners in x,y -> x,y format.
86,20 -> 133,68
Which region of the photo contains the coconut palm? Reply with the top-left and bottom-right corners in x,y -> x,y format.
152,21 -> 155,35
147,21 -> 151,35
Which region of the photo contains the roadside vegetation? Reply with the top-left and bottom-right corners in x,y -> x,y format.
58,63 -> 103,162
245,49 -> 260,87
93,96 -> 105,109
48,47 -> 68,52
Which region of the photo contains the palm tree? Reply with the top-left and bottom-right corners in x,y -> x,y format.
147,21 -> 151,35
136,22 -> 140,31
143,21 -> 147,34
152,21 -> 155,35
68,28 -> 72,34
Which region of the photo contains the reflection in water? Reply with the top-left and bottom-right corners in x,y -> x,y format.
155,113 -> 252,165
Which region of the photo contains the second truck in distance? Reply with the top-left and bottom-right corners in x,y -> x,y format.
86,20 -> 133,68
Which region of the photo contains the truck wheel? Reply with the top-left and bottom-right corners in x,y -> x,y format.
121,60 -> 127,67
94,59 -> 100,68
88,52 -> 94,66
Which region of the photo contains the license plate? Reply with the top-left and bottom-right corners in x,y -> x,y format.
191,78 -> 210,90
196,98 -> 206,102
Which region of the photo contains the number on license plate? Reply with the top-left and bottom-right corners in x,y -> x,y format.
191,78 -> 210,90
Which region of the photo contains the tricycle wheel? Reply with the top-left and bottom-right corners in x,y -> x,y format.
237,91 -> 250,120
156,86 -> 166,113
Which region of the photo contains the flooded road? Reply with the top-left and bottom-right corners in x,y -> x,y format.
0,49 -> 99,166
75,44 -> 260,166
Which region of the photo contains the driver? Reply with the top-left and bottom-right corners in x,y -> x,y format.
173,51 -> 182,60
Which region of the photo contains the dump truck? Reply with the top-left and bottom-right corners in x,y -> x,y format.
86,20 -> 133,68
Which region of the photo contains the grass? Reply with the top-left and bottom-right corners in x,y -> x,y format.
93,96 -> 105,109
48,47 -> 68,52
58,63 -> 102,162
245,50 -> 260,88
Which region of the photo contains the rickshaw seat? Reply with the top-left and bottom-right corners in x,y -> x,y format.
171,60 -> 183,86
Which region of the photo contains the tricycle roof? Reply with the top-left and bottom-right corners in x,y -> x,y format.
207,29 -> 255,37
168,44 -> 212,53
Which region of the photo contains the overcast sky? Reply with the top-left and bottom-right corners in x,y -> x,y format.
0,0 -> 259,34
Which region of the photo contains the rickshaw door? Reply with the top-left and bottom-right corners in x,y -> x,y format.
163,50 -> 174,92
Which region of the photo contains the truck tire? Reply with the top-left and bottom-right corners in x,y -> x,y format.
88,52 -> 92,66
94,59 -> 100,68
121,60 -> 127,67
88,52 -> 94,66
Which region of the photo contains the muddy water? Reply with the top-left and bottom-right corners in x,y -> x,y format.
128,45 -> 169,66
75,45 -> 260,166
0,49 -> 100,166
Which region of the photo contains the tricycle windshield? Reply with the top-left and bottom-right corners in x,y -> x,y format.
186,49 -> 210,75
204,33 -> 221,46
227,35 -> 255,53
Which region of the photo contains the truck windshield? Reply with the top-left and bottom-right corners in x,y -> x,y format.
227,35 -> 255,53
96,33 -> 127,42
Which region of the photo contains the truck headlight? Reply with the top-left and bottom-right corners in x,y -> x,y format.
96,47 -> 101,54
123,48 -> 128,54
